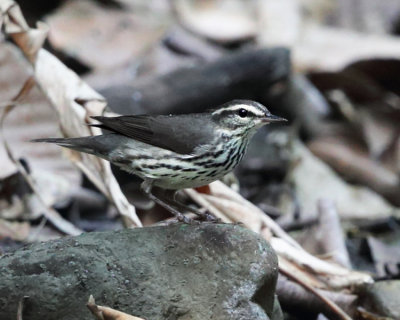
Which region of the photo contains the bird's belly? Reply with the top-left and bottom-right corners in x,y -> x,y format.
145,154 -> 242,190
116,142 -> 246,190
153,170 -> 226,189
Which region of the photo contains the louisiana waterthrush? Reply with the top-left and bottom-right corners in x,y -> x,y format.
34,100 -> 286,223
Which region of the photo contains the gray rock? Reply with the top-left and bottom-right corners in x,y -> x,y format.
361,280 -> 400,319
0,224 -> 280,320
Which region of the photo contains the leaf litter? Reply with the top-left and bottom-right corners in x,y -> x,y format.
1,0 -> 400,319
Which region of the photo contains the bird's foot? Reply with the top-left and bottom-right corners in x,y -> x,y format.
196,211 -> 221,223
233,221 -> 244,226
177,214 -> 200,225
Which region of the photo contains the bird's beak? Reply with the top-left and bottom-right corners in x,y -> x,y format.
262,114 -> 287,123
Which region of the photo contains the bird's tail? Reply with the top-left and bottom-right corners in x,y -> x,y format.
31,135 -> 119,158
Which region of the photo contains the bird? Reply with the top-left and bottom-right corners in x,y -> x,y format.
33,100 -> 286,223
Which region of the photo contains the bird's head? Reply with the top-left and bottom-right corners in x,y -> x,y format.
211,100 -> 286,136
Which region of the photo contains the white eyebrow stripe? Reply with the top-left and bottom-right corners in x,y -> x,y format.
213,104 -> 265,116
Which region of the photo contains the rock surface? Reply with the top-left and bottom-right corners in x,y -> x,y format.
361,280 -> 400,319
0,224 -> 279,320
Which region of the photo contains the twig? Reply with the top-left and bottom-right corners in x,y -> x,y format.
277,275 -> 357,317
87,295 -> 144,320
184,189 -> 232,223
280,268 -> 353,320
17,296 -> 29,320
271,237 -> 372,288
188,181 -> 372,289
87,295 -> 105,320
209,181 -> 303,249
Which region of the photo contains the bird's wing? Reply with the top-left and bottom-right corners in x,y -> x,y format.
91,114 -> 216,154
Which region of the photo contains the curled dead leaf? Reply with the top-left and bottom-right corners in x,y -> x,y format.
0,0 -> 142,227
172,0 -> 257,43
0,77 -> 83,235
187,180 -> 372,289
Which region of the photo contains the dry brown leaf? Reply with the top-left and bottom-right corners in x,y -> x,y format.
382,135 -> 400,174
278,255 -> 324,289
187,180 -> 371,319
45,0 -> 168,71
294,26 -> 400,72
0,77 -> 83,235
315,199 -> 351,268
0,218 -> 29,241
271,237 -> 372,289
0,0 -> 142,227
0,1 -> 47,63
359,110 -> 399,159
184,188 -> 232,223
188,180 -> 373,289
87,295 -> 145,320
280,266 -> 353,320
208,181 -> 302,249
259,19 -> 400,72
0,40 -> 81,221
257,0 -> 302,47
308,136 -> 400,206
173,0 -> 257,43
203,194 -> 262,232
289,139 -> 400,221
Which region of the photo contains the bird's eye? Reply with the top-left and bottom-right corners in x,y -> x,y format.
238,108 -> 248,118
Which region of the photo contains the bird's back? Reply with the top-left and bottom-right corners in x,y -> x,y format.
92,113 -> 218,155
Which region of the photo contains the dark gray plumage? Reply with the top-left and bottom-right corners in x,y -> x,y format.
90,113 -> 217,155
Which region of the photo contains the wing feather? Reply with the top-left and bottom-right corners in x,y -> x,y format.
91,114 -> 216,154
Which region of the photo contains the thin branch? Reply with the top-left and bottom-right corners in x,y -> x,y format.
184,188 -> 232,223
17,296 -> 29,320
280,268 -> 353,320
